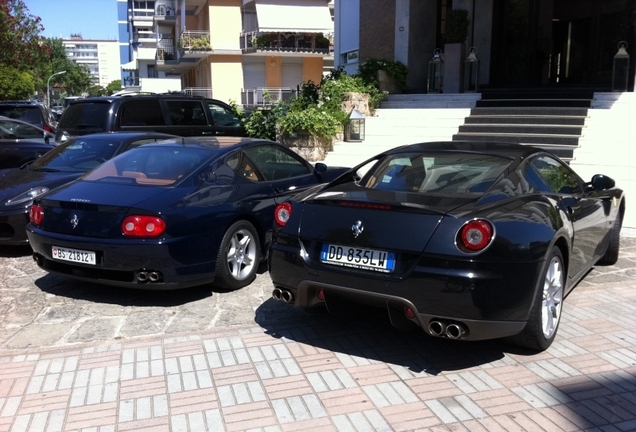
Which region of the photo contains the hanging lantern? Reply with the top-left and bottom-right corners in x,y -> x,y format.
464,47 -> 480,93
345,109 -> 365,142
612,41 -> 629,92
427,48 -> 443,93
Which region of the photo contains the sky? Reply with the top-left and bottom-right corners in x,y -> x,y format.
25,0 -> 119,41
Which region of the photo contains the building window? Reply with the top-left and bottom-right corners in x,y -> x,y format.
343,50 -> 358,64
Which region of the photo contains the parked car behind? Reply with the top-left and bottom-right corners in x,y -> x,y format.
0,140 -> 53,170
0,100 -> 58,133
0,116 -> 55,144
55,94 -> 245,144
268,141 -> 625,351
27,137 -> 349,290
0,132 -> 177,246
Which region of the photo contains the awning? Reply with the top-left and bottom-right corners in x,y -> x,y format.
255,3 -> 333,33
121,60 -> 138,71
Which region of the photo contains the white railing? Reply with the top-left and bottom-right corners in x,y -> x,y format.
183,87 -> 213,99
241,87 -> 298,106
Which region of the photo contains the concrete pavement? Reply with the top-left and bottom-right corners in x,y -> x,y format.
1,237 -> 636,431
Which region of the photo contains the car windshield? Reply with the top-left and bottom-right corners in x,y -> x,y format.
30,138 -> 124,172
360,152 -> 511,194
83,145 -> 213,186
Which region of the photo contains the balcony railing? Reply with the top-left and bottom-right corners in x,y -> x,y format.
240,31 -> 332,54
179,31 -> 212,51
157,39 -> 176,61
183,87 -> 213,99
241,87 -> 299,107
155,0 -> 176,17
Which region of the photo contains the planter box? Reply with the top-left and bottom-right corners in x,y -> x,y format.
279,132 -> 334,162
443,43 -> 466,93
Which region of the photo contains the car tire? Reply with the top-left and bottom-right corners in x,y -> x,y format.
598,212 -> 621,266
508,247 -> 565,351
214,220 -> 261,290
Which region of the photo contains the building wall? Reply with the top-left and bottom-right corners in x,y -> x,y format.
334,0 -> 360,75
359,0 -> 395,62
303,57 -> 324,84
210,55 -> 244,103
97,41 -> 123,87
266,56 -> 283,87
208,0 -> 242,50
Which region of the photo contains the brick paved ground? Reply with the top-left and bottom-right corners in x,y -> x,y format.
1,238 -> 636,431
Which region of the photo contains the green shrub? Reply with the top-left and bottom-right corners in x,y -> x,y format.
357,58 -> 409,89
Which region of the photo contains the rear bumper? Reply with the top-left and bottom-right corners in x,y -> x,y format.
27,227 -> 215,290
0,209 -> 30,245
269,242 -> 543,341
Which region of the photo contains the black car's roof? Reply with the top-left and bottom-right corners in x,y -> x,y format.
68,94 -> 226,104
68,131 -> 178,141
392,141 -> 545,159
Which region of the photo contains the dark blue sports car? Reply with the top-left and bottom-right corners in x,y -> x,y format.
26,137 -> 348,290
268,141 -> 625,351
0,132 -> 176,245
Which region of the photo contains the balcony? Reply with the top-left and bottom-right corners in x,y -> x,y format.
179,31 -> 212,58
240,31 -> 332,55
241,87 -> 299,107
154,0 -> 177,18
183,87 -> 213,99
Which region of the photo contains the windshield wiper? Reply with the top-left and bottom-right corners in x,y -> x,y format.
30,167 -> 61,172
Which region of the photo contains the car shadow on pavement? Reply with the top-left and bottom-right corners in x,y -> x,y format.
255,298 -> 513,375
0,245 -> 33,258
35,273 -> 213,307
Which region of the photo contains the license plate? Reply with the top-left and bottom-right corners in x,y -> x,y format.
320,244 -> 395,273
52,246 -> 96,265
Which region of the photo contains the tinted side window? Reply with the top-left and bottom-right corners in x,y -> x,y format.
120,100 -> 165,126
244,145 -> 311,181
530,155 -> 582,194
207,101 -> 240,126
165,100 -> 207,125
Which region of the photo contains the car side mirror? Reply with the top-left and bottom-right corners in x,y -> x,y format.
44,131 -> 50,144
590,174 -> 615,191
314,162 -> 327,173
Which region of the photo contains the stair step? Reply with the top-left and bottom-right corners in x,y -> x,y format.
465,116 -> 586,126
453,132 -> 580,146
458,124 -> 584,135
470,107 -> 589,116
476,99 -> 591,108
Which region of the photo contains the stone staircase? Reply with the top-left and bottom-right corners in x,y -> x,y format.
452,88 -> 594,160
322,91 -> 636,231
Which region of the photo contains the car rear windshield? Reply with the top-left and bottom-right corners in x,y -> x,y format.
360,152 -> 511,194
0,106 -> 41,124
83,146 -> 213,186
58,102 -> 110,131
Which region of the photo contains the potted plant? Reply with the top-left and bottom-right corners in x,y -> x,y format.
444,8 -> 470,93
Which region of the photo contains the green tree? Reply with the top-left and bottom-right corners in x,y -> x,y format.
40,38 -> 92,97
106,79 -> 123,95
0,0 -> 49,70
87,85 -> 107,97
0,64 -> 35,99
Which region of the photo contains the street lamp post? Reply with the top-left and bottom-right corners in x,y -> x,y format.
47,71 -> 66,108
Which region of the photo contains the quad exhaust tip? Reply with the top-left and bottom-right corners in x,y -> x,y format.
429,320 -> 467,339
136,270 -> 163,283
272,288 -> 294,304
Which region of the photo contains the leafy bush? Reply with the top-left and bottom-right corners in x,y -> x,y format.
357,58 -> 409,89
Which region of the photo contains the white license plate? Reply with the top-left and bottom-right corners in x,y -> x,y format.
320,244 -> 395,273
51,246 -> 96,265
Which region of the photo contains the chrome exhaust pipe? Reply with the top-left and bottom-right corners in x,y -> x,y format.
446,323 -> 466,340
281,290 -> 294,304
137,271 -> 149,283
428,320 -> 446,337
272,288 -> 283,301
148,271 -> 161,282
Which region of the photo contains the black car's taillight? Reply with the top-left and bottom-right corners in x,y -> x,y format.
274,203 -> 292,227
29,204 -> 44,226
121,215 -> 166,237
457,219 -> 494,252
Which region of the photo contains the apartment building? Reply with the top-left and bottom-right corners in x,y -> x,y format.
117,0 -> 334,105
63,34 -> 121,88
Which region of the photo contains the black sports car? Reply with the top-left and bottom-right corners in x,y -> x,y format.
26,137 -> 349,290
269,141 -> 625,351
0,132 -> 177,245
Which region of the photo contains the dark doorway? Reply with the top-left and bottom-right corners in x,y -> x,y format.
490,0 -> 636,90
